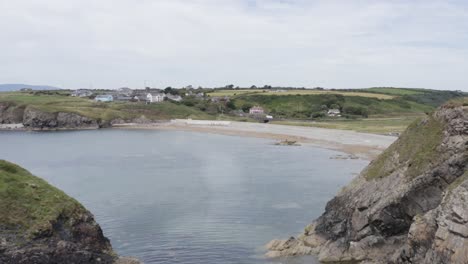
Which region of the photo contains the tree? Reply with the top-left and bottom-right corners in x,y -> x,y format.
164,87 -> 179,95
226,100 -> 236,110
241,103 -> 253,112
330,104 -> 340,110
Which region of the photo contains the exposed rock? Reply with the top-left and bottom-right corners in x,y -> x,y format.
266,104 -> 468,263
132,115 -> 152,124
110,118 -> 126,125
0,103 -> 24,124
0,160 -> 141,264
22,106 -> 100,130
57,112 -> 100,129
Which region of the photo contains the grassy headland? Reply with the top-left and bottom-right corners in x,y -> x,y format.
0,160 -> 83,237
0,92 -> 213,122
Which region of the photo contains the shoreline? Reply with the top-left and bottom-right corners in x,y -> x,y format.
1,120 -> 397,160
113,121 -> 397,160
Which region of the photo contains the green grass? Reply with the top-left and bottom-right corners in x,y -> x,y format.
444,96 -> 468,107
272,116 -> 420,134
364,115 -> 445,180
363,87 -> 426,96
208,89 -> 395,99
0,160 -> 85,238
231,94 -> 434,119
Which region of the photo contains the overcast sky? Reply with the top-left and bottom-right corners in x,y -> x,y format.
1,0 -> 468,90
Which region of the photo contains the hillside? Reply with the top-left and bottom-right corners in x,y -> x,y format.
0,84 -> 61,92
0,160 -> 139,263
209,88 -> 465,119
266,100 -> 468,263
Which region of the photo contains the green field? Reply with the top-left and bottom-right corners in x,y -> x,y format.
272,116 -> 421,134
208,89 -> 395,99
362,87 -> 426,96
231,93 -> 434,119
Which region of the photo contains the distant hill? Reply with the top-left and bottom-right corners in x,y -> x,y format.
0,84 -> 61,92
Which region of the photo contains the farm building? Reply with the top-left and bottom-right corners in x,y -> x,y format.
327,109 -> 341,117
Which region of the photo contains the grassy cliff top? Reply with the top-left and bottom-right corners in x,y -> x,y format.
363,115 -> 445,180
0,160 -> 84,237
0,92 -> 213,121
363,98 -> 467,181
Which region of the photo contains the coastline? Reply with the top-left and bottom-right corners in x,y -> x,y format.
1,120 -> 397,160
113,120 -> 397,160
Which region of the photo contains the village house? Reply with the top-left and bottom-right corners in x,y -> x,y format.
95,94 -> 113,102
249,106 -> 265,114
71,89 -> 93,97
166,94 -> 183,102
117,87 -> 133,95
327,109 -> 341,117
146,93 -> 165,103
185,91 -> 205,99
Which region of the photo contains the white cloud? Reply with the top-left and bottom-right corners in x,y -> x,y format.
1,0 -> 468,90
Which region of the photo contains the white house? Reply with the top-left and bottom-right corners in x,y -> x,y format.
327,109 -> 341,117
146,93 -> 165,103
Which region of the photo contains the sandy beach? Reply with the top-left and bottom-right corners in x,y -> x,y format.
114,120 -> 397,160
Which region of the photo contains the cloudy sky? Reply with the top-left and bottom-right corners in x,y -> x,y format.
1,0 -> 468,90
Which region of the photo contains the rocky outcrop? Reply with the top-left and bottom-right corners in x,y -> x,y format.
0,102 -> 107,130
22,107 -> 101,130
0,101 -> 166,130
0,160 -> 140,264
0,103 -> 25,124
266,104 -> 468,263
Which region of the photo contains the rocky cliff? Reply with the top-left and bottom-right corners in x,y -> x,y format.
0,102 -> 106,130
0,160 -> 139,264
22,106 -> 103,130
266,103 -> 468,263
0,103 -> 24,124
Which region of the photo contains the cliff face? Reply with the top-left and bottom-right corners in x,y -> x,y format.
22,106 -> 102,130
0,103 -> 24,124
0,102 -> 105,130
0,160 -> 139,264
266,103 -> 468,263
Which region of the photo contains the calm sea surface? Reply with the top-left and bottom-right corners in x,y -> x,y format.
0,129 -> 368,264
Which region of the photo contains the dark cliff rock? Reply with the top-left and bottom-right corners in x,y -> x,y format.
0,103 -> 25,124
22,107 -> 101,130
0,102 -> 160,130
266,103 -> 468,263
0,160 -> 140,264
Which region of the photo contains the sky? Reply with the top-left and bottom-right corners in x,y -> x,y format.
1,0 -> 468,91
